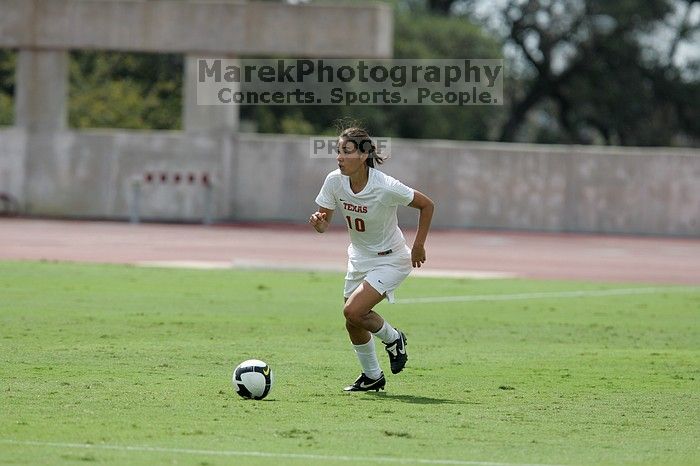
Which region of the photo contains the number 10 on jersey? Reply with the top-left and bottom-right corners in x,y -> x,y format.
345,216 -> 366,232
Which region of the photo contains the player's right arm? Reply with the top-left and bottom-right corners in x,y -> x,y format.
312,170 -> 339,233
309,207 -> 334,233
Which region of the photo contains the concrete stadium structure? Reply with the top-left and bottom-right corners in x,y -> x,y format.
0,0 -> 698,235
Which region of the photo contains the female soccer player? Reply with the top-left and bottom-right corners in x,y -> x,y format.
309,127 -> 434,391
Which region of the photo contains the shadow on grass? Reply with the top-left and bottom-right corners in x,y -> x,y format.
364,392 -> 462,404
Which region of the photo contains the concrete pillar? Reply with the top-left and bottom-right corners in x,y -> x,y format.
183,55 -> 239,132
15,49 -> 69,132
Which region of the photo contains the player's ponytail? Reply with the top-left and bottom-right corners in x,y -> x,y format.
366,141 -> 386,168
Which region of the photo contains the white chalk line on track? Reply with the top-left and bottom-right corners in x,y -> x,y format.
0,439 -> 564,466
395,286 -> 700,304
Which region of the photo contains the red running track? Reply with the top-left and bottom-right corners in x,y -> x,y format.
0,218 -> 698,285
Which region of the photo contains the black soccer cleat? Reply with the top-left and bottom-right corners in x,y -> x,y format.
343,372 -> 386,392
384,330 -> 408,374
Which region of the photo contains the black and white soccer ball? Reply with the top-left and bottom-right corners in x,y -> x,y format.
232,359 -> 274,400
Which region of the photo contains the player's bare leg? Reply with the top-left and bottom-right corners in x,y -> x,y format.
344,281 -> 386,344
342,281 -> 408,391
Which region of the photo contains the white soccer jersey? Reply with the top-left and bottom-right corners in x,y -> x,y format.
315,168 -> 415,259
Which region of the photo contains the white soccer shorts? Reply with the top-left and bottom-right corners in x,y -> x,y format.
343,250 -> 412,303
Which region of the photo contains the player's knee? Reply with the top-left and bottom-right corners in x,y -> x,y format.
343,303 -> 364,324
343,303 -> 355,322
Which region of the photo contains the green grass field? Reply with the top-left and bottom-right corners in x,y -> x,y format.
1,261 -> 698,466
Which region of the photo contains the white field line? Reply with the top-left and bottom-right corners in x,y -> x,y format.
395,286 -> 700,304
136,260 -> 235,269
135,260 -> 516,279
0,439 -> 564,466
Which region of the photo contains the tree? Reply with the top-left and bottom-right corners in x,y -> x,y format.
69,51 -> 183,130
0,50 -> 15,126
241,11 -> 503,141
427,0 -> 456,14
491,0 -> 699,145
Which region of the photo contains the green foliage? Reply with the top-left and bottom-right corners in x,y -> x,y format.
380,13 -> 503,140
241,11 -> 503,140
496,0 -> 699,146
0,0 -> 696,145
0,49 -> 15,126
0,49 -> 14,93
280,110 -> 315,134
588,0 -> 673,30
0,93 -> 12,126
68,51 -> 182,130
394,12 -> 499,58
2,261 -> 699,465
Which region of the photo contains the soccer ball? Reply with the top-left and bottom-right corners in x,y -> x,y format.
232,359 -> 274,400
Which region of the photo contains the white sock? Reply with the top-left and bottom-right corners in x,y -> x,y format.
372,321 -> 400,345
352,338 -> 382,380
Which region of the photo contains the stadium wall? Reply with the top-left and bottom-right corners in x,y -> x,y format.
0,1 -> 697,235
1,128 -> 698,236
0,0 -> 393,57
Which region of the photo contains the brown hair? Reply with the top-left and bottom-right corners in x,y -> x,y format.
338,126 -> 386,168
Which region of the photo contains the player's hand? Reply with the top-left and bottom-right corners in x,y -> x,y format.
309,211 -> 329,233
411,244 -> 426,268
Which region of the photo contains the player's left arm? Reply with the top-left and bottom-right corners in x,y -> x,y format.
408,190 -> 434,268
